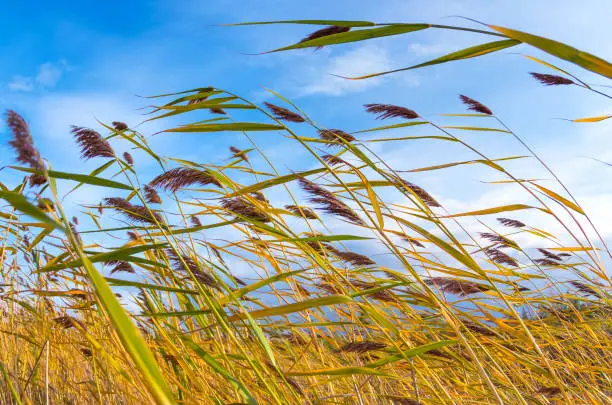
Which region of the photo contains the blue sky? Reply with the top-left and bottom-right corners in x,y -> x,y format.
1,0 -> 611,251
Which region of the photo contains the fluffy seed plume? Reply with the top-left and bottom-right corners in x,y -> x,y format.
229,146 -> 249,162
150,167 -> 221,192
426,277 -> 488,296
106,260 -> 135,274
222,198 -> 270,222
103,197 -> 164,225
497,217 -> 525,228
210,107 -> 226,115
330,249 -> 375,267
285,204 -> 318,219
166,249 -> 218,289
463,320 -> 496,336
460,95 -> 493,115
190,215 -> 202,227
485,248 -> 518,267
400,179 -> 441,207
534,258 -> 560,266
321,154 -> 346,166
364,104 -> 419,120
53,315 -> 84,329
263,102 -> 305,123
37,198 -> 55,212
318,129 -> 355,146
300,25 -> 350,49
568,280 -> 601,298
144,185 -> 162,204
112,121 -> 128,131
123,152 -> 134,165
298,177 -> 365,225
403,237 -> 425,248
71,126 -> 115,160
480,232 -> 517,248
530,72 -> 575,86
338,341 -> 387,354
6,110 -> 47,186
537,248 -> 563,262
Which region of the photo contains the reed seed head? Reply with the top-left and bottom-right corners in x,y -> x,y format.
364,103 -> 419,120
264,102 -> 305,123
459,95 -> 493,115
71,126 -> 115,160
150,167 -> 221,192
530,72 -> 575,86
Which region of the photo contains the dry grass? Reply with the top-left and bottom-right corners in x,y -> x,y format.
1,19 -> 611,405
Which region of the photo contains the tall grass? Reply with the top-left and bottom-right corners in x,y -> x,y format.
0,19 -> 610,405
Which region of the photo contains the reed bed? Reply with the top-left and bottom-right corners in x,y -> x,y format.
0,18 -> 611,405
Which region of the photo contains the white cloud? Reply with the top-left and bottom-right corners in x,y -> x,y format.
8,75 -> 34,92
297,44 -> 415,96
36,62 -> 65,87
408,43 -> 451,57
6,61 -> 68,92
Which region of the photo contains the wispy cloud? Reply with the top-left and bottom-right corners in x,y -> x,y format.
6,61 -> 69,92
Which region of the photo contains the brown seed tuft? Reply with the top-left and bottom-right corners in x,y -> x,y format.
485,248 -> 518,267
364,103 -> 419,120
71,126 -> 115,160
480,232 -> 516,248
123,151 -> 134,165
149,167 -> 221,192
103,197 -> 164,225
190,215 -> 202,227
166,249 -> 218,289
221,198 -> 270,222
318,129 -> 355,146
229,146 -> 249,162
263,102 -> 305,123
37,198 -> 55,212
403,237 -> 425,248
112,121 -> 128,131
106,260 -> 135,274
537,248 -> 562,262
497,217 -> 525,228
530,72 -> 575,86
462,320 -> 495,336
459,95 -> 493,115
53,315 -> 84,329
285,204 -> 318,219
321,154 -> 346,166
6,110 -> 47,185
331,249 -> 375,267
210,107 -> 226,115
144,185 -> 162,204
400,179 -> 441,207
298,177 -> 365,225
338,341 -> 387,353
300,25 -> 351,49
534,258 -> 560,266
568,280 -> 601,298
426,277 -> 488,296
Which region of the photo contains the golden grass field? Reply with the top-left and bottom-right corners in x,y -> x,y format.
0,19 -> 610,404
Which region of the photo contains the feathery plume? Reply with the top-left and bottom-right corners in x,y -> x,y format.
190,215 -> 202,227
285,204 -> 318,219
221,198 -> 270,222
112,121 -> 128,131
331,249 -> 375,267
463,320 -> 496,336
210,107 -> 226,115
460,95 -> 493,115
400,179 -> 441,207
37,198 -> 55,212
71,126 -> 115,159
338,341 -> 387,353
106,260 -> 135,274
364,103 -> 419,120
534,258 -> 560,266
149,167 -> 221,192
264,102 -> 305,123
480,232 -> 517,248
485,248 -> 518,267
568,280 -> 601,298
298,177 -> 365,225
123,151 -> 134,165
403,237 -> 425,248
53,315 -> 84,329
321,154 -> 346,166
537,248 -> 562,262
166,249 -> 218,289
318,129 -> 355,146
497,217 -> 525,228
530,72 -> 574,86
229,146 -> 249,162
103,197 -> 164,225
6,110 -> 47,186
426,277 -> 488,296
144,185 -> 162,204
300,25 -> 350,49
